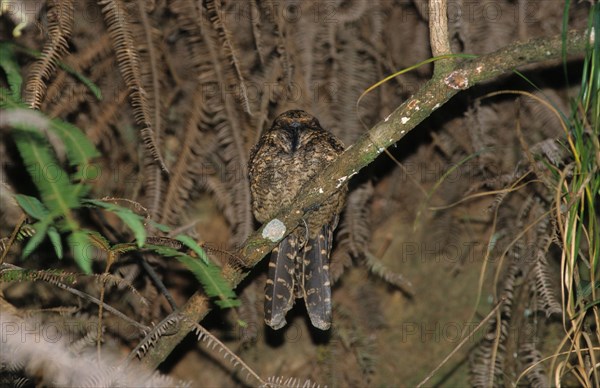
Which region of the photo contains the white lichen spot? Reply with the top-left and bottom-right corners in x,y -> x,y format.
401,117 -> 409,124
336,176 -> 348,188
433,103 -> 441,110
384,113 -> 392,122
400,130 -> 406,135
262,219 -> 286,242
378,147 -> 385,154
415,105 -> 420,111
319,187 -> 324,194
444,70 -> 469,89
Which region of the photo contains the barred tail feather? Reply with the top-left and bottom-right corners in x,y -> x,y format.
264,235 -> 297,330
301,225 -> 333,330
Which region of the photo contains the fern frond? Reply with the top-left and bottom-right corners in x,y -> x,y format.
24,0 -> 74,109
98,0 -> 168,173
0,266 -> 78,286
331,181 -> 374,282
518,338 -> 549,387
69,328 -> 102,355
84,199 -> 146,247
1,95 -> 100,173
364,251 -> 412,291
191,321 -> 265,386
146,244 -> 239,308
132,313 -> 182,359
11,127 -> 83,220
98,272 -> 149,307
206,0 -> 252,115
159,89 -> 205,225
263,375 -> 323,388
1,312 -> 187,387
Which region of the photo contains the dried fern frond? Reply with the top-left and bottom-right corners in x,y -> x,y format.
191,321 -> 265,386
24,0 -> 74,109
131,313 -> 181,360
518,337 -> 549,387
364,251 -> 412,291
42,34 -> 112,115
98,0 -> 168,173
263,375 -> 323,388
0,312 -> 188,387
206,0 -> 252,115
159,90 -> 205,225
97,272 -> 149,307
330,181 -> 374,282
68,328 -> 102,355
530,216 -> 562,318
469,260 -> 520,386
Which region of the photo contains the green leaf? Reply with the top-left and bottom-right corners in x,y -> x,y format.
84,199 -> 146,247
1,95 -> 99,174
13,130 -> 82,231
49,118 -> 100,171
68,230 -> 93,274
111,243 -> 139,255
149,220 -> 172,233
0,42 -> 22,98
117,210 -> 146,247
22,219 -> 51,258
85,230 -> 111,251
175,235 -> 209,264
15,194 -> 49,220
177,254 -> 240,309
148,245 -> 240,309
47,226 -> 63,259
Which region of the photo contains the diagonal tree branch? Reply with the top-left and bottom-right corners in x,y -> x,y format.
140,29 -> 589,369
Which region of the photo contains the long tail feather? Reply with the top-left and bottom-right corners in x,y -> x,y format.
301,225 -> 333,330
264,235 -> 297,330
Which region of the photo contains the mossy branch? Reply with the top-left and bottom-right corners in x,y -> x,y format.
139,29 -> 588,369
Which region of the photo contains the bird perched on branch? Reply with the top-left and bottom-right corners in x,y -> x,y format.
248,110 -> 347,330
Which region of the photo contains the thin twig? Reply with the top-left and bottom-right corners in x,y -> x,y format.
429,0 -> 453,75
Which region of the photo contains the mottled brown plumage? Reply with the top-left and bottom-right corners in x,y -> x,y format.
248,110 -> 347,330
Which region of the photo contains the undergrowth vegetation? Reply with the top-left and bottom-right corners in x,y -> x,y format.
0,1 -> 597,386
